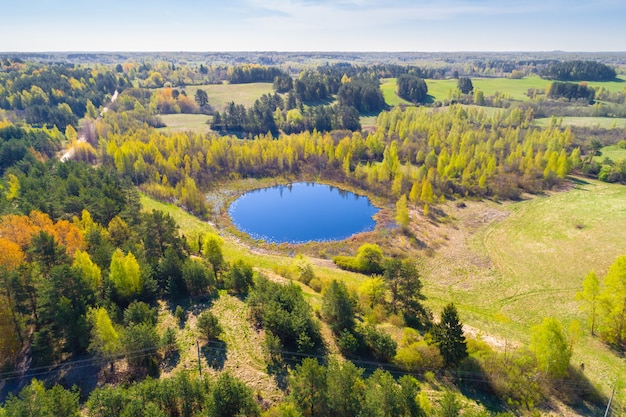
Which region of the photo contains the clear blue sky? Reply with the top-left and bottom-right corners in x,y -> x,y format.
2,0 -> 625,52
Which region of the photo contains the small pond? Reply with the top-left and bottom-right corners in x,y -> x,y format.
228,182 -> 379,243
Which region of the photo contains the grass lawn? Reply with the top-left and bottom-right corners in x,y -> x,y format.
158,113 -> 212,134
535,116 -> 626,129
181,82 -> 275,111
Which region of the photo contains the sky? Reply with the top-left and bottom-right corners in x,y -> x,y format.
1,0 -> 625,52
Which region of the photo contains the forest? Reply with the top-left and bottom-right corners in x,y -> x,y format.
0,53 -> 625,416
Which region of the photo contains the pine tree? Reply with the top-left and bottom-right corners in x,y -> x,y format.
432,303 -> 467,367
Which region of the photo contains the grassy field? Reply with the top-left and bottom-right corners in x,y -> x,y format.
158,113 -> 212,134
182,82 -> 275,111
535,116 -> 626,129
426,75 -> 626,103
380,78 -> 413,106
596,145 -> 626,163
418,178 -> 626,400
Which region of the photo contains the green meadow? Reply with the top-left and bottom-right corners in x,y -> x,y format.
183,82 -> 276,111
595,144 -> 626,163
158,113 -> 212,133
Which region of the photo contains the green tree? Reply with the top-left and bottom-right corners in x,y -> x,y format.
383,258 -> 430,328
182,258 -> 214,296
194,89 -> 208,107
123,301 -> 158,327
3,379 -> 80,417
196,310 -> 222,341
120,322 -> 160,376
326,360 -> 365,417
322,279 -> 356,335
225,259 -> 254,295
598,255 -> 626,347
457,77 -> 473,94
210,372 -> 260,417
529,317 -> 571,377
432,303 -> 468,367
202,233 -> 224,277
576,270 -> 601,335
289,358 -> 328,417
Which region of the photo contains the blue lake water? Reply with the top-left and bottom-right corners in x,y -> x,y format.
228,182 -> 379,243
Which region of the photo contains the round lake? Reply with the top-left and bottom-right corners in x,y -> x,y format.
228,182 -> 379,243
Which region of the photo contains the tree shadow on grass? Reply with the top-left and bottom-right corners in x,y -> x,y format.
161,349 -> 180,373
266,358 -> 289,391
547,364 -> 607,417
568,176 -> 591,186
202,340 -> 227,370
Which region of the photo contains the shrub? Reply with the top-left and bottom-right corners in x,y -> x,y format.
360,324 -> 397,362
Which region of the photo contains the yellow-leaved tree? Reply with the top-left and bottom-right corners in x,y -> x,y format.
109,249 -> 142,299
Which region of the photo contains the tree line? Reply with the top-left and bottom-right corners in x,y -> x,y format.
541,60 -> 616,81
547,81 -> 596,103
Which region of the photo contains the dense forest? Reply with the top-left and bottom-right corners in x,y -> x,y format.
541,60 -> 617,81
0,54 -> 624,416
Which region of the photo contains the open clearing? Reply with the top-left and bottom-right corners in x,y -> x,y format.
158,113 -> 212,134
535,116 -> 626,129
419,178 -> 626,400
381,78 -> 413,106
182,82 -> 275,111
427,76 -> 626,103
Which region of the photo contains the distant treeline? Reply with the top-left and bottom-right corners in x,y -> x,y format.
228,64 -> 287,84
541,60 -> 616,81
0,61 -> 130,129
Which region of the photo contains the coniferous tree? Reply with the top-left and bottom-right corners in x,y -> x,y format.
432,303 -> 467,367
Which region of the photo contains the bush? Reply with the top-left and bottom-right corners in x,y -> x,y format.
360,324 -> 397,362
332,243 -> 385,275
395,342 -> 444,372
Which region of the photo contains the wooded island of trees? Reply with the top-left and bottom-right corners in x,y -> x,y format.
0,52 -> 625,416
